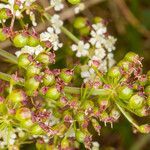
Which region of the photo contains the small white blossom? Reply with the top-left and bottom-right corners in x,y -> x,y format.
30,11 -> 37,26
50,0 -> 64,11
51,14 -> 63,34
40,27 -> 63,51
15,45 -> 44,57
92,141 -> 100,150
71,41 -> 90,57
74,3 -> 85,14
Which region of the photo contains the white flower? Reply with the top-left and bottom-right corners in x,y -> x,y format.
15,45 -> 44,57
92,141 -> 100,150
71,41 -> 90,57
51,14 -> 63,34
15,10 -> 22,18
50,0 -> 64,11
74,3 -> 85,14
30,11 -> 37,26
40,27 -> 63,51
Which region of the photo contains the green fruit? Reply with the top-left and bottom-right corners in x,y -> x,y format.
147,96 -> 150,106
73,17 -> 86,29
129,94 -> 145,109
13,33 -> 28,48
18,53 -> 31,68
75,112 -> 85,122
82,100 -> 94,110
117,60 -> 130,71
7,90 -> 25,104
60,69 -> 73,83
25,77 -> 40,92
139,124 -> 150,133
21,119 -> 34,129
79,26 -> 90,36
26,64 -> 41,78
31,124 -> 43,135
145,85 -> 150,95
43,73 -> 55,86
75,130 -> 85,143
45,87 -> 60,100
108,66 -> 121,78
15,107 -> 31,121
0,8 -> 11,20
28,36 -> 39,47
67,0 -> 80,5
61,138 -> 70,149
118,85 -> 133,101
134,107 -> 147,117
94,17 -> 102,23
0,28 -> 7,41
124,52 -> 138,62
36,53 -> 50,65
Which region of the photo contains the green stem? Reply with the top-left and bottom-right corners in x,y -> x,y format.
0,49 -> 18,64
116,101 -> 140,131
0,72 -> 110,96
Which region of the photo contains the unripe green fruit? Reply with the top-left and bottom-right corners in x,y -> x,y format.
118,85 -> 133,101
73,17 -> 86,29
134,107 -> 148,117
108,66 -> 121,78
25,77 -> 40,92
75,129 -> 85,143
36,53 -> 50,65
26,64 -> 41,78
82,100 -> 94,110
117,60 -> 130,71
0,97 -> 7,114
75,112 -> 85,122
145,85 -> 150,95
0,28 -> 7,41
124,52 -> 138,62
28,36 -> 39,47
147,96 -> 150,106
13,33 -> 28,48
18,53 -> 31,68
7,90 -> 25,104
0,8 -> 11,20
21,119 -> 34,129
45,87 -> 60,100
110,108 -> 120,120
43,73 -> 55,86
139,124 -> 150,133
79,26 -> 90,36
94,17 -> 102,23
129,94 -> 145,109
15,107 -> 31,121
31,124 -> 43,135
67,0 -> 80,5
60,69 -> 73,83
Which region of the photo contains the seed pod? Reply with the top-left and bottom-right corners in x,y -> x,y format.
26,63 -> 41,78
117,85 -> 133,101
0,8 -> 12,20
73,17 -> 87,29
13,33 -> 29,48
134,106 -> 149,117
60,69 -> 73,83
110,108 -> 121,120
7,89 -> 26,104
28,35 -> 39,47
21,119 -> 34,129
15,107 -> 31,121
45,86 -> 60,100
75,129 -> 86,143
31,124 -> 44,135
0,28 -> 7,41
124,51 -> 138,62
18,53 -> 31,68
117,60 -> 130,71
82,100 -> 94,110
108,66 -> 121,78
129,94 -> 145,109
36,52 -> 50,65
98,99 -> 110,112
75,112 -> 85,122
43,73 -> 55,86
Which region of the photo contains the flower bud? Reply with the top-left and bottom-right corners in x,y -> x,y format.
43,72 -> 55,86
75,129 -> 86,143
59,69 -> 73,83
15,107 -> 31,121
18,53 -> 31,68
139,124 -> 150,133
13,33 -> 29,48
117,85 -> 133,101
45,86 -> 60,100
129,94 -> 145,109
